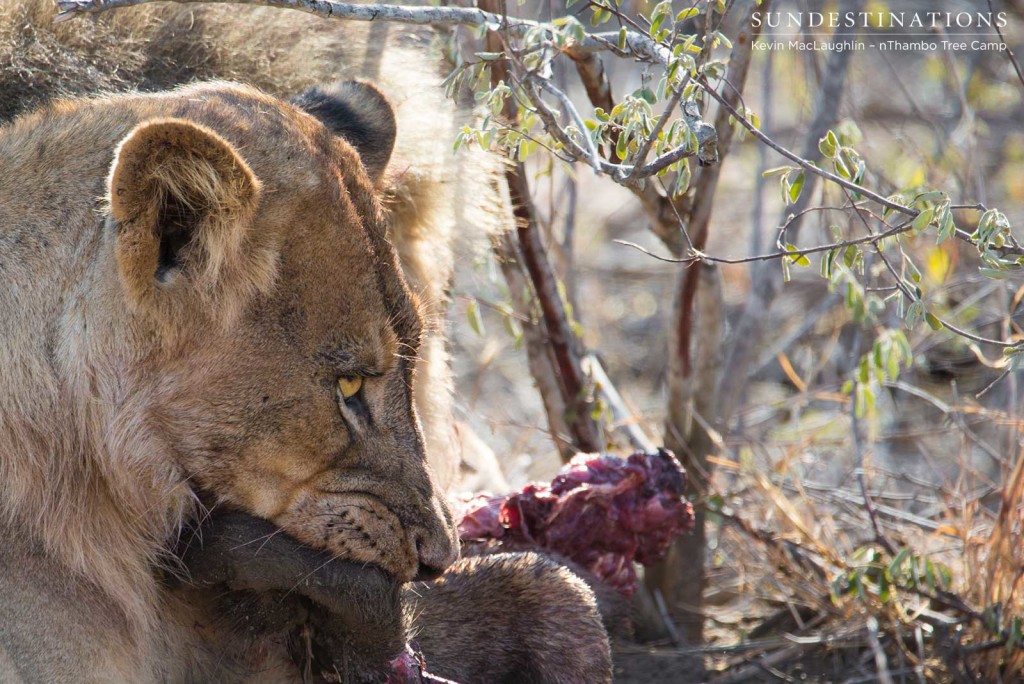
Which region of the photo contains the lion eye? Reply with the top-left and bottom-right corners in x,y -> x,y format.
337,376 -> 363,401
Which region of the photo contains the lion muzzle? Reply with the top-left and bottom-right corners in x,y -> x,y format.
275,490 -> 457,583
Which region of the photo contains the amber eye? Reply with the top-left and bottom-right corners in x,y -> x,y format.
337,376 -> 363,401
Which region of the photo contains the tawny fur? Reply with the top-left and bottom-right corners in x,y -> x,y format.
0,81 -> 456,681
108,118 -> 275,327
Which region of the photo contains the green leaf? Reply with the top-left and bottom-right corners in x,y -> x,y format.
711,30 -> 732,49
849,568 -> 865,597
466,299 -> 485,336
617,26 -> 628,50
883,194 -> 906,218
836,147 -> 861,181
590,7 -> 610,26
834,154 -> 851,180
501,311 -> 522,339
820,248 -> 837,279
830,575 -> 846,605
762,165 -> 795,178
893,332 -> 912,364
924,559 -> 937,591
905,300 -> 925,328
615,130 -> 629,159
788,170 -> 805,204
905,257 -> 922,283
913,190 -> 946,206
819,130 -> 838,157
843,245 -> 859,268
637,87 -> 657,104
937,206 -> 956,243
911,207 -> 934,233
785,243 -> 810,266
977,209 -> 997,239
978,266 -> 1023,280
878,573 -> 891,603
858,357 -> 870,383
650,12 -> 666,37
476,51 -> 505,61
676,7 -> 699,20
886,348 -> 900,380
925,312 -> 943,330
855,382 -> 874,418
889,547 -> 911,578
671,160 -> 691,197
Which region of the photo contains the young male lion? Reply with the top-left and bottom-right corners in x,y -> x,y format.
0,2 -> 613,682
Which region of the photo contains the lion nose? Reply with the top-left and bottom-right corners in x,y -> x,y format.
412,528 -> 458,582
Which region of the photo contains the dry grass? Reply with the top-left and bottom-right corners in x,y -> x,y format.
690,402 -> 1024,683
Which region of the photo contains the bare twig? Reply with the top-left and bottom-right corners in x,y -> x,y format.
581,354 -> 658,454
865,617 -> 895,684
987,0 -> 1024,91
533,76 -> 602,173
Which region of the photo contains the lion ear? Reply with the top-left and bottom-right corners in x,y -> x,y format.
291,81 -> 396,181
108,118 -> 262,303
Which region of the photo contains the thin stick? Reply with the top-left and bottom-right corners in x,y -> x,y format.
56,0 -> 673,64
986,0 -> 1024,92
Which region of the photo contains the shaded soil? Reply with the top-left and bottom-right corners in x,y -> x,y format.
612,644 -> 706,683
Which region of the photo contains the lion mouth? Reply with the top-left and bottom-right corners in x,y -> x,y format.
273,489 -> 421,582
303,489 -> 449,581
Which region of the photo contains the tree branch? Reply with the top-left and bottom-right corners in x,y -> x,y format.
480,0 -> 603,458
509,163 -> 603,454
56,0 -> 673,65
493,233 -> 577,460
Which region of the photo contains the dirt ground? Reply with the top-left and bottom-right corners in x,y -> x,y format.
612,646 -> 708,683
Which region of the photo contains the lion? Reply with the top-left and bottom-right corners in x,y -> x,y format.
0,74 -> 450,677
0,75 -> 612,683
0,0 -> 509,493
0,2 -> 615,682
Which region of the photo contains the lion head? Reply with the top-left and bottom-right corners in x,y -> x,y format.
0,80 -> 458,626
112,82 -> 460,581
